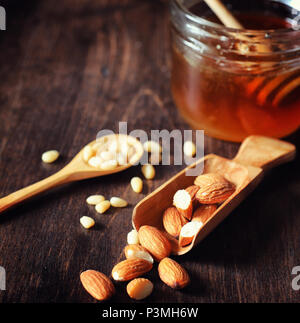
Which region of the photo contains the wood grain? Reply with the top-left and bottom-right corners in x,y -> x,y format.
0,0 -> 300,303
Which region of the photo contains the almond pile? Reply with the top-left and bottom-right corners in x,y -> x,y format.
79,172 -> 235,302
166,172 -> 235,246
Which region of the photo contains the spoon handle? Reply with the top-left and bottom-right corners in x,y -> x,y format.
233,136 -> 296,172
0,169 -> 72,214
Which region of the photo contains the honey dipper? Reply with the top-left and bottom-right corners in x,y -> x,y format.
204,0 -> 300,107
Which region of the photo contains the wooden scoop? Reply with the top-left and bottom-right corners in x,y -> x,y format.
132,135 -> 296,255
0,134 -> 144,214
204,0 -> 300,107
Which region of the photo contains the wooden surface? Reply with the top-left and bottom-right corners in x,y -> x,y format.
0,0 -> 300,303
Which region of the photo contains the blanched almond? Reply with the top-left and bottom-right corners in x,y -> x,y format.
111,258 -> 153,281
173,189 -> 193,220
179,221 -> 203,247
158,258 -> 190,289
127,278 -> 153,300
162,207 -> 188,238
138,225 -> 172,261
80,270 -> 115,301
192,204 -> 217,224
124,245 -> 154,264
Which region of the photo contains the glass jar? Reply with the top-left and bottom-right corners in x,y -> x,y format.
170,0 -> 300,142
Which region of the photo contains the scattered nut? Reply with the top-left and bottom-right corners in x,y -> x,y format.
141,164 -> 155,180
80,216 -> 95,229
127,278 -> 153,300
183,141 -> 196,157
158,257 -> 190,289
86,195 -> 105,205
110,197 -> 128,208
95,200 -> 111,214
130,177 -> 143,193
143,140 -> 162,154
111,258 -> 153,281
80,270 -> 115,301
41,150 -> 59,163
124,245 -> 154,264
127,229 -> 140,245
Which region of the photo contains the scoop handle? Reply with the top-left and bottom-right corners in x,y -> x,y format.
233,136 -> 296,171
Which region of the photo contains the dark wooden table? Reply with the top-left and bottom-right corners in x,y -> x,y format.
0,0 -> 300,303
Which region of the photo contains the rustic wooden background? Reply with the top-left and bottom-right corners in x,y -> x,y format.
0,0 -> 300,303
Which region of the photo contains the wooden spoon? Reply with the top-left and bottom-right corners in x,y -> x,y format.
0,134 -> 144,214
132,135 -> 296,255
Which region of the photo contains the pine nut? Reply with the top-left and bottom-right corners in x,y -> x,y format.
143,140 -> 162,154
41,150 -> 60,163
82,146 -> 94,162
86,195 -> 105,205
100,159 -> 118,170
130,177 -> 143,193
127,229 -> 140,245
88,156 -> 102,168
100,151 -> 115,161
110,197 -> 128,208
95,200 -> 111,214
141,164 -> 155,179
183,141 -> 196,157
80,216 -> 95,229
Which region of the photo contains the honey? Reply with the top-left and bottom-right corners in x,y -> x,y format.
170,0 -> 300,142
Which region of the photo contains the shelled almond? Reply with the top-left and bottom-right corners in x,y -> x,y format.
111,258 -> 153,281
179,221 -> 203,247
194,173 -> 235,204
124,245 -> 154,264
163,207 -> 188,238
192,204 -> 217,224
80,270 -> 115,301
173,189 -> 193,220
158,258 -> 190,289
138,225 -> 172,261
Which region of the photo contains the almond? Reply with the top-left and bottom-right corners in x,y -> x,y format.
194,173 -> 235,204
126,278 -> 153,300
124,245 -> 154,264
111,258 -> 153,281
138,225 -> 172,261
80,270 -> 115,301
162,207 -> 188,238
179,221 -> 203,246
192,204 -> 217,224
158,257 -> 190,289
173,189 -> 193,220
185,185 -> 200,207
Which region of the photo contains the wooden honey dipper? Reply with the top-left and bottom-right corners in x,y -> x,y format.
204,0 -> 300,107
